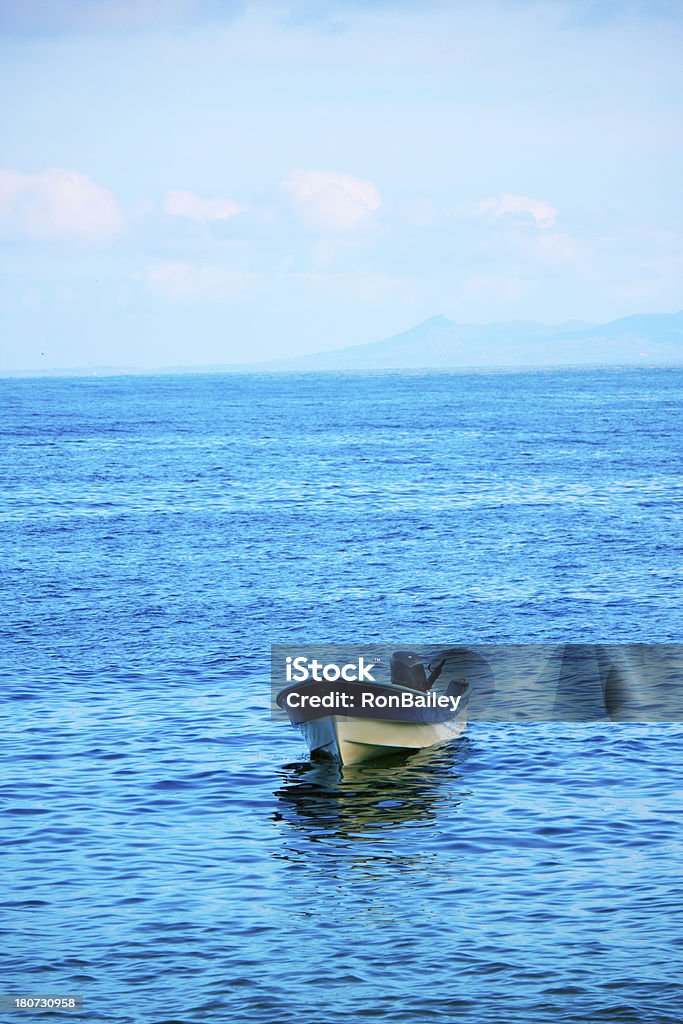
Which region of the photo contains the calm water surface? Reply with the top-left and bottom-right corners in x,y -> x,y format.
1,369 -> 682,1023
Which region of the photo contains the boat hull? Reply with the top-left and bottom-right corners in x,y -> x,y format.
298,710 -> 468,766
276,677 -> 470,766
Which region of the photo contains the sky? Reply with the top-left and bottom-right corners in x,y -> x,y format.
1,0 -> 682,370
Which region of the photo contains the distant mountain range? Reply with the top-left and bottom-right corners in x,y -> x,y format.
3,311 -> 683,377
251,311 -> 683,371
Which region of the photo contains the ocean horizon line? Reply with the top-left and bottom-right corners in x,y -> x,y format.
3,360 -> 683,381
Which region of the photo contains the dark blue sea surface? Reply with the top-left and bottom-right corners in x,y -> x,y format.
1,368 -> 682,1023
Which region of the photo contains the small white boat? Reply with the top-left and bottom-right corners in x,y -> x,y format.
276,651 -> 470,766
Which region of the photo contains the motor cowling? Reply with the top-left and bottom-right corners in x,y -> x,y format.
390,650 -> 428,691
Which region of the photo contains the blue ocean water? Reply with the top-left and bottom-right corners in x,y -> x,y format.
1,368 -> 682,1023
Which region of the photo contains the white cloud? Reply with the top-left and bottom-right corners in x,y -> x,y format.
144,261 -> 261,301
472,193 -> 557,229
0,168 -> 123,241
281,169 -> 381,231
163,189 -> 243,223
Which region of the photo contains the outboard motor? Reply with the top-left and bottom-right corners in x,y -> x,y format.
391,651 -> 428,691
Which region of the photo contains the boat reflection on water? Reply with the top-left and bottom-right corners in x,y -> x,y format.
273,739 -> 471,842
